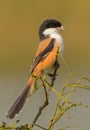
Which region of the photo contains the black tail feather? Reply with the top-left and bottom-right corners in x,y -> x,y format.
6,85 -> 30,119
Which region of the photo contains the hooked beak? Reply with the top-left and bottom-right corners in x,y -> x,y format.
58,26 -> 65,31
60,26 -> 65,31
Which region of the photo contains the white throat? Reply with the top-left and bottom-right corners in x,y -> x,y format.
43,28 -> 63,42
43,28 -> 64,52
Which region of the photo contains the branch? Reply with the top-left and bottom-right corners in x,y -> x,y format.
31,77 -> 49,128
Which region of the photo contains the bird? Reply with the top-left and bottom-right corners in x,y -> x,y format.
6,19 -> 64,119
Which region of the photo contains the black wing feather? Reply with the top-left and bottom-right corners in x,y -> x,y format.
31,39 -> 55,73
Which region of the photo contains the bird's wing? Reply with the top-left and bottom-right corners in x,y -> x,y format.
30,38 -> 55,73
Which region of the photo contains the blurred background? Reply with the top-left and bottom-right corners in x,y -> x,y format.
0,0 -> 90,130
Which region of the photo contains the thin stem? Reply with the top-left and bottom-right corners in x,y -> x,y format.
31,78 -> 49,128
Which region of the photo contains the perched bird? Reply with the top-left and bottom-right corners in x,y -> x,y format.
6,19 -> 64,119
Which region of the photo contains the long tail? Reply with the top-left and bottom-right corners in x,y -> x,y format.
6,76 -> 34,119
